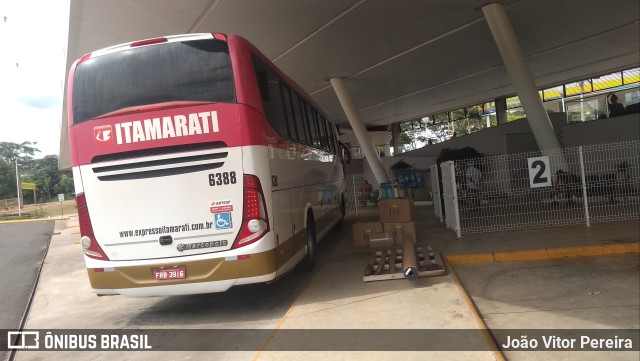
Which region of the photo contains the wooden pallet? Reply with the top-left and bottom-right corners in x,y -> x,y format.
363,245 -> 446,282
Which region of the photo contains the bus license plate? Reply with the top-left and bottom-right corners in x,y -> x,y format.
153,266 -> 186,280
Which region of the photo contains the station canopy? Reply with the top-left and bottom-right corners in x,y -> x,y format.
61,0 -> 640,166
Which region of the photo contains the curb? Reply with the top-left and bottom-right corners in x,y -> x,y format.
0,217 -> 70,225
443,241 -> 640,360
445,242 -> 640,265
443,257 -> 507,361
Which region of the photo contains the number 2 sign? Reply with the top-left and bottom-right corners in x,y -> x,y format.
527,156 -> 552,188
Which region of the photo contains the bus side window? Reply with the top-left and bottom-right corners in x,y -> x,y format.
256,71 -> 270,101
286,85 -> 310,145
308,106 -> 321,149
324,117 -> 333,153
323,118 -> 336,154
264,73 -> 289,138
329,121 -> 336,153
317,114 -> 329,152
292,92 -> 310,146
300,97 -> 315,147
280,85 -> 298,141
253,58 -> 289,139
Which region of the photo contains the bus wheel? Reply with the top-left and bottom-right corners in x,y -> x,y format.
298,214 -> 316,272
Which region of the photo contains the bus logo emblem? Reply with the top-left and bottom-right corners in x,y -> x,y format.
94,125 -> 113,144
215,213 -> 232,230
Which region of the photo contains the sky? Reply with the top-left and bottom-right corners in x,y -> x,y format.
0,0 -> 70,158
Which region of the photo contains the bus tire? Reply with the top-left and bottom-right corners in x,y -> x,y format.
298,214 -> 316,272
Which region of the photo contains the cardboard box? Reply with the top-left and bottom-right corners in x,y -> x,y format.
378,198 -> 415,223
352,222 -> 383,247
383,221 -> 416,245
368,232 -> 394,248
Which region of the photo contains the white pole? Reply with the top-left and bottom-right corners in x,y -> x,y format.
578,146 -> 590,227
330,77 -> 390,185
450,162 -> 462,238
579,83 -> 585,122
482,3 -> 567,172
15,159 -> 21,216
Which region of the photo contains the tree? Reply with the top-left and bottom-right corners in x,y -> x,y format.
0,142 -> 39,201
400,132 -> 414,150
426,122 -> 453,143
0,159 -> 15,199
0,141 -> 39,166
0,142 -> 74,203
54,172 -> 74,195
31,155 -> 61,201
507,109 -> 526,122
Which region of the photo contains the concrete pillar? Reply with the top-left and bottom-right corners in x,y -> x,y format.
482,3 -> 556,142
330,78 -> 390,184
495,96 -> 508,125
482,2 -> 567,170
391,123 -> 402,155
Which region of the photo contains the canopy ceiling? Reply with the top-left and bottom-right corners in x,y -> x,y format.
60,0 -> 640,166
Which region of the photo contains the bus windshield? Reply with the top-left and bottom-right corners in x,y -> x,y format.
72,39 -> 236,124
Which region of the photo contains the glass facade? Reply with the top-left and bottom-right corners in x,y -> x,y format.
393,67 -> 640,153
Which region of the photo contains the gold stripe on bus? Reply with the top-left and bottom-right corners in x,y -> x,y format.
276,235 -> 295,267
88,249 -> 276,290
292,230 -> 306,255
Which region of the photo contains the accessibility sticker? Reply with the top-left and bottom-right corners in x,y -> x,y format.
215,212 -> 233,230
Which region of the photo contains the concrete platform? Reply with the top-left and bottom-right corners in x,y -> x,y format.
455,255 -> 640,361
10,203 -> 640,360
13,212 -> 496,361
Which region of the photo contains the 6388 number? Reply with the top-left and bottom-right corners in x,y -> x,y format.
209,171 -> 237,186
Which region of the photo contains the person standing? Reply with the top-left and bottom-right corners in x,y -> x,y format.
360,179 -> 373,205
466,162 -> 482,210
608,93 -> 626,117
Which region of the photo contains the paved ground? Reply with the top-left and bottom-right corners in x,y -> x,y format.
455,255 -> 640,361
5,203 -> 639,361
0,221 -> 54,361
12,214 -> 496,361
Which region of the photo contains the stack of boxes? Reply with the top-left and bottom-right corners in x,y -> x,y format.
352,198 -> 416,248
352,222 -> 385,247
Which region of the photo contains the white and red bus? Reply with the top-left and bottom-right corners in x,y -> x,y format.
67,33 -> 347,297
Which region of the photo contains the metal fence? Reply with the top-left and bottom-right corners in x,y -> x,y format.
1,198 -> 20,211
437,140 -> 640,236
345,174 -> 379,215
